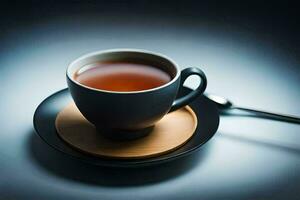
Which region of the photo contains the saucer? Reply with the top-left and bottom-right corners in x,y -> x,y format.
33,87 -> 219,167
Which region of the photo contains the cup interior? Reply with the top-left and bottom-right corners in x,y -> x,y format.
67,49 -> 179,92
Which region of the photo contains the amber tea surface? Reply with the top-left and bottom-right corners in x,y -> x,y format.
74,62 -> 171,92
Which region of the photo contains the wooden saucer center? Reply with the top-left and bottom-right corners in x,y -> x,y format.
55,103 -> 198,159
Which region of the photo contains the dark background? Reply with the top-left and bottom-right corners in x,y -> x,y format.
1,1 -> 300,200
1,0 -> 300,54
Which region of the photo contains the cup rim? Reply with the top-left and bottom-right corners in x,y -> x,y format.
66,48 -> 180,94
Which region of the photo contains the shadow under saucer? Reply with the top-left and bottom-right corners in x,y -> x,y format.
27,129 -> 213,186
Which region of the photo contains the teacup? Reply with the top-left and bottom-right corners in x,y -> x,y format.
67,49 -> 207,139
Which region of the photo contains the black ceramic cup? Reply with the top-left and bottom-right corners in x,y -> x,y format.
67,49 -> 207,140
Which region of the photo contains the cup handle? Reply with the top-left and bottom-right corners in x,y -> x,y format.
170,67 -> 207,112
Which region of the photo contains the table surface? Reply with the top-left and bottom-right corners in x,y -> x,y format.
1,4 -> 300,199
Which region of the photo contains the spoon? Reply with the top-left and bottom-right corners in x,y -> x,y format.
206,94 -> 300,124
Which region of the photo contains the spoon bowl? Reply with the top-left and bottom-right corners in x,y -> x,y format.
205,94 -> 233,109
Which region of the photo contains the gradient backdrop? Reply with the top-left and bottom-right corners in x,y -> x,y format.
1,1 -> 300,199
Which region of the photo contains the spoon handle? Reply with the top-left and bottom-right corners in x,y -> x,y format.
233,106 -> 300,124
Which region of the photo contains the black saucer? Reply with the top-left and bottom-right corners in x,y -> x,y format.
33,87 -> 219,167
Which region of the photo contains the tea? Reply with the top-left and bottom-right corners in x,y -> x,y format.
74,62 -> 171,92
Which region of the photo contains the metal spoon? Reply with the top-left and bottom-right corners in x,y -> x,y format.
206,94 -> 300,124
